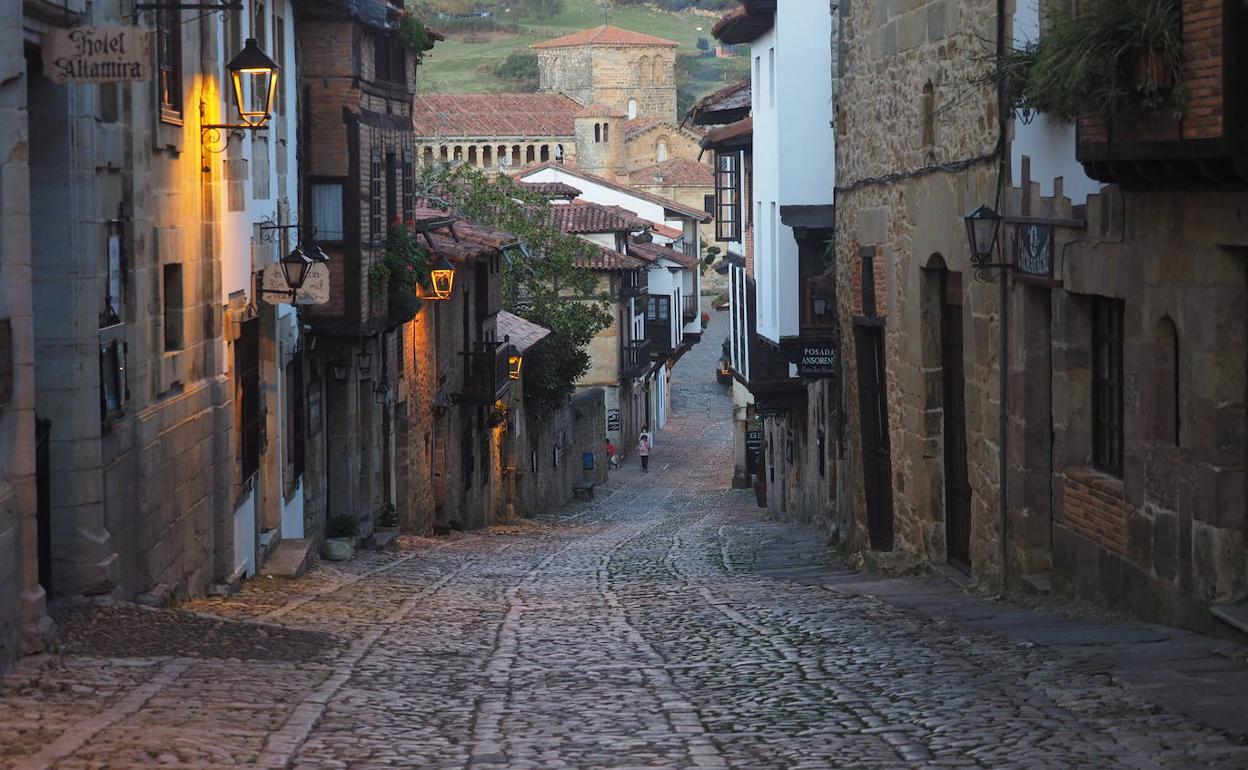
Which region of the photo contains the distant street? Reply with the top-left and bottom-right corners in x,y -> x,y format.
2,312 -> 1246,769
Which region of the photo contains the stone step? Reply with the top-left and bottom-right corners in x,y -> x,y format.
260,539 -> 315,578
1021,571 -> 1053,595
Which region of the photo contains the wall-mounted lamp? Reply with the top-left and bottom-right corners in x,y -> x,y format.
280,247 -> 313,290
428,256 -> 455,300
202,38 -> 279,145
356,349 -> 373,379
331,358 -> 350,384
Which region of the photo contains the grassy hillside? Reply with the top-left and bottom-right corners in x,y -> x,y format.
415,0 -> 748,111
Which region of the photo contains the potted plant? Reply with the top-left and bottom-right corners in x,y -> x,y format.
370,221 -> 430,326
323,514 -> 360,561
700,311 -> 710,330
371,503 -> 401,550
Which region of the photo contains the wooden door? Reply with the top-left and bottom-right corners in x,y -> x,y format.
941,272 -> 972,569
854,324 -> 894,551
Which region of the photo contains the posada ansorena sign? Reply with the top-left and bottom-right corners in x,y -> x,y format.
42,27 -> 152,84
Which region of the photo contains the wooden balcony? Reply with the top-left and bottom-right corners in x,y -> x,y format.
621,339 -> 652,379
646,318 -> 674,356
1076,0 -> 1247,187
459,341 -> 509,405
681,294 -> 698,323
619,269 -> 648,299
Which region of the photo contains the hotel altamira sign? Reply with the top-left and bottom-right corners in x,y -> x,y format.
42,27 -> 152,84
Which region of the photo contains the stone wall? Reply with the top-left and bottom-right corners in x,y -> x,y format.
538,45 -> 677,122
514,387 -> 607,517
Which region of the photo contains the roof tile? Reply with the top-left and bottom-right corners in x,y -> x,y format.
629,158 -> 714,187
413,93 -> 581,138
550,200 -> 649,234
532,25 -> 678,49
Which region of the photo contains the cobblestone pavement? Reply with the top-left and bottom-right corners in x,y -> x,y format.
3,311 -> 1248,769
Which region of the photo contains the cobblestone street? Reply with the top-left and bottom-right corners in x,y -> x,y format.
2,314 -> 1247,770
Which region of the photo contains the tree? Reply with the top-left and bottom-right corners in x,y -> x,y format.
414,164 -> 613,414
493,51 -> 540,91
696,37 -> 710,55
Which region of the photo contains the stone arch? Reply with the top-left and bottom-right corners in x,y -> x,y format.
498,145 -> 508,167
628,98 -> 637,119
439,145 -> 449,162
467,145 -> 478,166
1154,315 -> 1180,445
511,145 -> 521,165
525,144 -> 536,164
555,143 -> 565,163
422,146 -> 434,166
638,55 -> 651,85
453,145 -> 463,161
482,145 -> 493,168
540,144 -> 550,162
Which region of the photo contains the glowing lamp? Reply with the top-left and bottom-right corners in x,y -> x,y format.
429,256 -> 455,300
508,349 -> 523,380
227,38 -> 279,128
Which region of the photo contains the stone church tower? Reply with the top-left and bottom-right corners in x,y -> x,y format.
572,103 -> 626,177
534,26 -> 679,122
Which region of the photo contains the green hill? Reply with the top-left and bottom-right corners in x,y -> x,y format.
414,0 -> 748,115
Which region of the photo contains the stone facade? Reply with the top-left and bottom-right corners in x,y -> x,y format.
537,42 -> 677,122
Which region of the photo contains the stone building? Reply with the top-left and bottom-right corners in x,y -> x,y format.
533,25 -> 678,122
828,0 -> 1247,637
2,0 -> 307,670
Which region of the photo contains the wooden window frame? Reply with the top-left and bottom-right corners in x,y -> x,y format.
1092,296 -> 1125,476
715,152 -> 741,242
310,178 -> 347,242
369,153 -> 383,245
374,33 -> 407,87
157,8 -> 183,124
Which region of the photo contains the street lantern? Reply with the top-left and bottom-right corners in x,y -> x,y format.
507,342 -> 522,380
964,205 -> 1003,266
331,358 -> 350,383
429,255 -> 455,300
280,246 -> 313,290
373,381 -> 390,405
356,349 -> 373,379
227,38 -> 280,128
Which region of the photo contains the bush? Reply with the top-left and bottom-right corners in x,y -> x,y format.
377,503 -> 399,529
326,515 -> 360,540
493,51 -> 540,91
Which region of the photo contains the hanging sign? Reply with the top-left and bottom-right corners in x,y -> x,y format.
1015,223 -> 1054,277
796,343 -> 838,378
606,409 -> 621,432
42,27 -> 153,84
261,261 -> 330,305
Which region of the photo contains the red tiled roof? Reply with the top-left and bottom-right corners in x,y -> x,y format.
648,222 -> 683,239
497,310 -> 551,353
517,181 -> 582,199
413,93 -> 581,138
624,116 -> 661,140
519,163 -> 713,223
532,25 -> 678,49
628,238 -> 698,269
550,200 -> 649,234
712,2 -> 774,45
574,102 -> 626,119
573,243 -> 646,271
629,158 -> 714,187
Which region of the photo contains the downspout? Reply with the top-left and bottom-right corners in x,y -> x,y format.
995,0 -> 1010,594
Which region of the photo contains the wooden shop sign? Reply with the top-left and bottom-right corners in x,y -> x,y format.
42,27 -> 152,84
796,343 -> 838,378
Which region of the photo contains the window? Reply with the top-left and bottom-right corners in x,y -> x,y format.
921,81 -> 935,147
157,8 -> 183,123
275,17 -> 286,116
714,152 -> 741,242
594,123 -> 601,143
162,264 -> 184,351
530,447 -> 538,473
99,338 -> 128,421
311,181 -> 345,241
628,98 -> 637,119
603,123 -> 609,142
402,151 -> 414,222
374,34 -> 407,85
656,139 -> 668,162
386,152 -> 398,227
646,296 -> 670,322
369,152 -> 383,243
704,194 -> 715,215
1092,297 -> 1125,476
102,221 -> 125,328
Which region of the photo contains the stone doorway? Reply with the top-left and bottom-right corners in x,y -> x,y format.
940,270 -> 972,570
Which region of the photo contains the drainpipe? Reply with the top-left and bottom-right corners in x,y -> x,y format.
996,0 -> 1010,594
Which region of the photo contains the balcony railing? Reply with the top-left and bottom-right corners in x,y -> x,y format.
460,341 -> 509,405
646,318 -> 674,356
621,339 -> 652,379
620,269 -> 648,299
681,294 -> 698,322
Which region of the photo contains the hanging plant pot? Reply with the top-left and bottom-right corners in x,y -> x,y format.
1132,47 -> 1174,92
387,287 -> 422,326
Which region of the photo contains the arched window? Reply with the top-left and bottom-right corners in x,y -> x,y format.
594,123 -> 601,143
540,145 -> 550,162
422,146 -> 434,166
1154,315 -> 1180,445
602,122 -> 609,142
628,98 -> 637,119
525,144 -> 536,163
638,56 -> 650,85
653,57 -> 662,84
555,144 -> 565,164
467,145 -> 478,166
922,81 -> 936,147
656,138 -> 668,162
